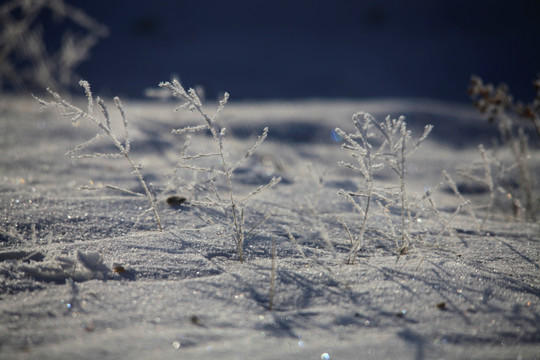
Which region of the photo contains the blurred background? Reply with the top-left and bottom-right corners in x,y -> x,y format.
2,0 -> 540,102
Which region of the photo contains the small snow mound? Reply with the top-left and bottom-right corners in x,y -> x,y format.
1,250 -> 110,286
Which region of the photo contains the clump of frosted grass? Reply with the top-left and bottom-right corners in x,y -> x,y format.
335,112 -> 432,263
33,80 -> 162,231
0,0 -> 108,93
455,145 -> 523,228
468,75 -> 539,221
160,79 -> 281,262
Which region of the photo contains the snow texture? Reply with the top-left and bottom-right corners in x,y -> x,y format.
1,95 -> 539,359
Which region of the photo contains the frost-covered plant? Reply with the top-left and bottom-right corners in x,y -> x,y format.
0,0 -> 108,93
160,79 -> 281,262
468,75 -> 539,221
335,112 -> 432,263
455,145 -> 524,227
33,80 -> 163,231
296,163 -> 337,257
421,175 -> 474,238
269,236 -> 277,310
468,75 -> 540,140
441,170 -> 479,229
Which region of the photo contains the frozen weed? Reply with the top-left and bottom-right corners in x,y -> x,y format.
160,79 -> 281,262
456,145 -> 524,226
422,181 -> 473,237
296,163 -> 338,257
335,112 -> 432,263
441,170 -> 480,229
468,75 -> 539,221
269,236 -> 277,310
33,80 -> 163,231
0,0 -> 108,93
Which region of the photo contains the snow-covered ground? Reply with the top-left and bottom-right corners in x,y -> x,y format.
1,95 -> 539,359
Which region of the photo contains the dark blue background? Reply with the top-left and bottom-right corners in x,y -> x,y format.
55,1 -> 540,102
